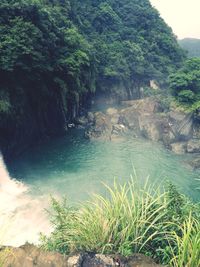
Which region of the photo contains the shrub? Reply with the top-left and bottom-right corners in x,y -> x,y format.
177,90 -> 195,103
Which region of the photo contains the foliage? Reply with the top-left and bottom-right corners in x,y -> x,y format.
40,179 -> 200,266
0,220 -> 11,267
177,90 -> 195,103
169,214 -> 200,267
0,0 -> 186,155
0,248 -> 11,267
169,58 -> 200,111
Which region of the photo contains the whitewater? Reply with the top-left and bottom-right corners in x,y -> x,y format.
0,153 -> 51,246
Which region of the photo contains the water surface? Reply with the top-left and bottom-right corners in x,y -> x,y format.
2,129 -> 200,246
9,129 -> 200,202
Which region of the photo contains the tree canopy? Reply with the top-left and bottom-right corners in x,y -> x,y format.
169,58 -> 200,106
0,0 -> 186,157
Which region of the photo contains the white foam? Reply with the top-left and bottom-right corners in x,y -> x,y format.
0,154 -> 51,246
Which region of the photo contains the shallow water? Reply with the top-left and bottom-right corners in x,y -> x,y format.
2,129 -> 200,246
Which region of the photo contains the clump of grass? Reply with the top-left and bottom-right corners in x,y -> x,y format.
41,178 -> 169,256
0,248 -> 11,267
169,214 -> 200,267
0,220 -> 11,267
41,178 -> 200,266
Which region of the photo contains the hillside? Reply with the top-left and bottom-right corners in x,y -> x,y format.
0,0 -> 185,159
179,38 -> 200,58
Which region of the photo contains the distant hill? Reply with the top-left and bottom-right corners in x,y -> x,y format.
179,38 -> 200,58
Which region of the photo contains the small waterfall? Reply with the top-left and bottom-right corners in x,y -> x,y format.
0,153 -> 51,246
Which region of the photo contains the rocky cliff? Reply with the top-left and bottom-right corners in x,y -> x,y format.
82,97 -> 200,168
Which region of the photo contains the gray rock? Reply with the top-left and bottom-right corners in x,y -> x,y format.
82,254 -> 115,267
168,111 -> 193,141
106,108 -> 118,116
121,97 -> 162,113
110,113 -> 120,125
170,142 -> 187,154
187,139 -> 200,153
67,254 -> 83,267
138,114 -> 163,142
75,116 -> 88,126
87,112 -> 95,123
112,124 -> 127,135
3,244 -> 68,267
85,112 -> 112,140
119,108 -> 140,132
188,157 -> 200,169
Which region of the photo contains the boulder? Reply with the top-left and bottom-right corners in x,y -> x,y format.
84,97 -> 197,150
188,157 -> 200,169
68,253 -> 164,267
87,112 -> 95,123
168,111 -> 193,141
112,124 -> 127,135
85,112 -> 112,140
106,108 -> 118,116
3,244 -> 67,267
75,116 -> 88,126
121,97 -> 162,113
81,254 -> 115,267
119,98 -> 167,140
67,254 -> 83,267
110,113 -> 120,125
170,142 -> 187,154
138,114 -> 164,142
187,139 -> 200,153
119,108 -> 140,131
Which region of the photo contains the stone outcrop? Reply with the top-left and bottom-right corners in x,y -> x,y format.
170,142 -> 187,154
188,157 -> 200,169
85,112 -> 113,140
2,244 -> 164,267
187,139 -> 200,153
85,97 -> 195,148
2,244 -> 68,267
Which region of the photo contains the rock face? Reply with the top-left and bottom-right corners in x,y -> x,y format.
2,245 -> 165,267
85,97 -> 195,150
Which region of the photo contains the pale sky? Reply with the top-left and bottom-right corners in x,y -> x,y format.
150,0 -> 200,39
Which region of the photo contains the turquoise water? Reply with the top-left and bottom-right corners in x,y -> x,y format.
8,129 -> 200,202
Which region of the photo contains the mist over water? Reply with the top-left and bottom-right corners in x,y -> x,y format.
2,129 -> 200,246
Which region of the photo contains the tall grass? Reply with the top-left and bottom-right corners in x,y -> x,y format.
41,179 -> 200,266
0,220 -> 11,267
41,179 -> 169,255
169,214 -> 200,267
0,248 -> 10,267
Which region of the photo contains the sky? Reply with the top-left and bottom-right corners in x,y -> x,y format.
150,0 -> 200,39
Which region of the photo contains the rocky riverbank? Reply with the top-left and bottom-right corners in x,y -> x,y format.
1,244 -> 164,267
75,97 -> 200,169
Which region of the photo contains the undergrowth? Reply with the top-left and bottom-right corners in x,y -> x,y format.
40,178 -> 200,266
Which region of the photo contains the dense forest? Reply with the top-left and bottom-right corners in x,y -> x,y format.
0,0 -> 185,159
179,38 -> 200,58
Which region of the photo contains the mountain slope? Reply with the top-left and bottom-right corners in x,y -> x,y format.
179,38 -> 200,58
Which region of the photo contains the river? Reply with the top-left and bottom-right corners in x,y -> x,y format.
1,129 -> 200,246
